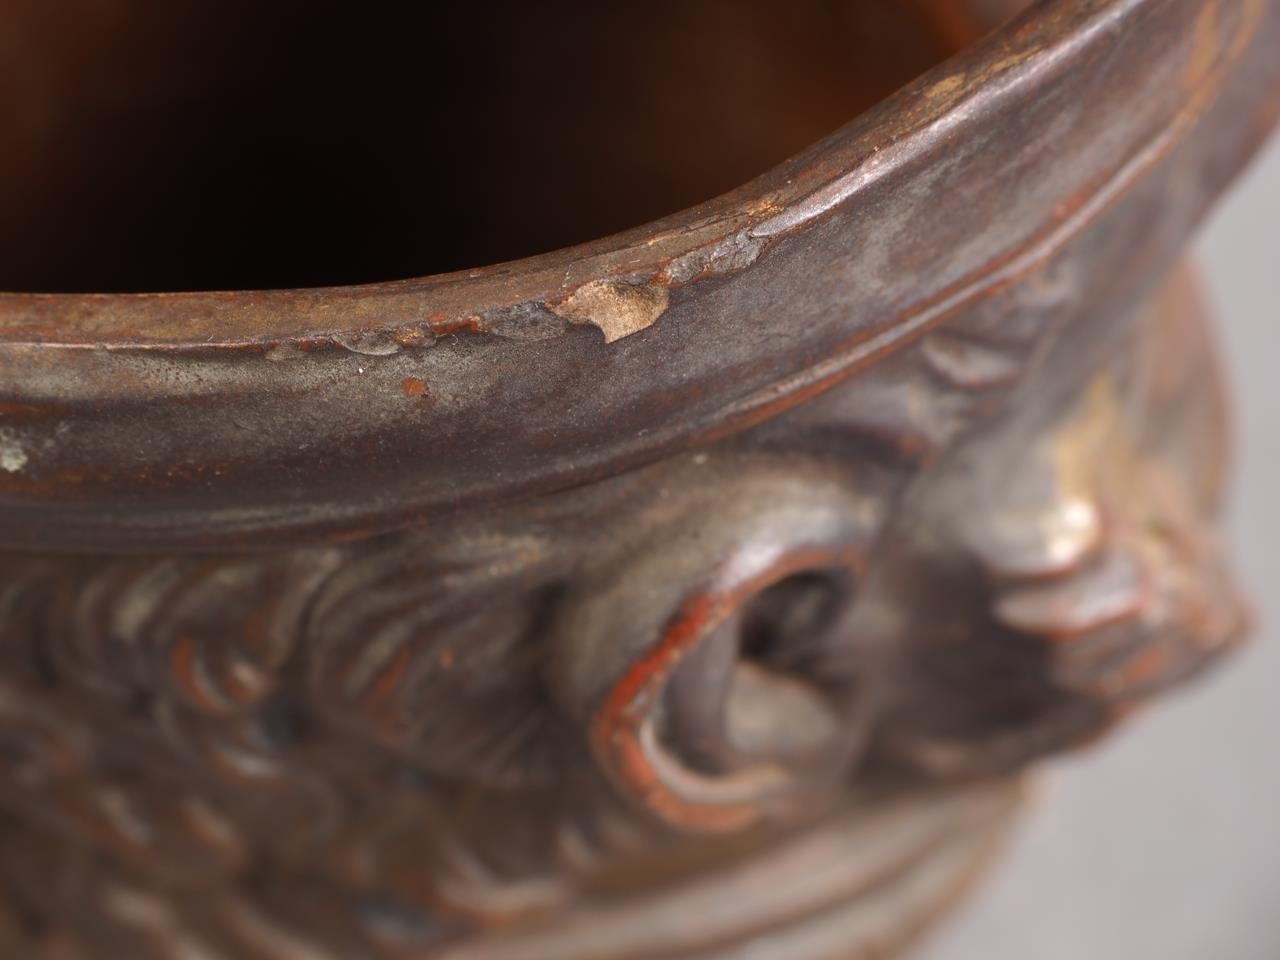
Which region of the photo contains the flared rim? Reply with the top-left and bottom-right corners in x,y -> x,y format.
0,0 -> 1274,550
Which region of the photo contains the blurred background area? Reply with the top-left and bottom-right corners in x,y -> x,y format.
920,137 -> 1280,960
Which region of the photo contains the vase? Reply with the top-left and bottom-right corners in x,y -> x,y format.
0,1 -> 1274,956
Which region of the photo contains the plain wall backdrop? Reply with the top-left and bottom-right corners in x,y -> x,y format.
919,136 -> 1280,959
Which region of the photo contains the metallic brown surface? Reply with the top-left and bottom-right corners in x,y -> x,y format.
0,0 -> 1274,957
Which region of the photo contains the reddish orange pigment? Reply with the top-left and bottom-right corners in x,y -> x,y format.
402,376 -> 428,397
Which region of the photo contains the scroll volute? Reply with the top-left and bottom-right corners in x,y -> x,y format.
550,468 -> 876,833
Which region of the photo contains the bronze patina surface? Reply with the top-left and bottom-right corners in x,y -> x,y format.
0,0 -> 1275,957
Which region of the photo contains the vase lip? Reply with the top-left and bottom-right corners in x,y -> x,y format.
0,0 -> 1273,551
0,0 -> 1105,347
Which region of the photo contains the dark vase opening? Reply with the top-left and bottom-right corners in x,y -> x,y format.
0,1 -> 1017,293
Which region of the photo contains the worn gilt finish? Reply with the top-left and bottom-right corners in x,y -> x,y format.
0,0 -> 1275,956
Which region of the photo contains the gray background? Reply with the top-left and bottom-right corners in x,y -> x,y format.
919,139 -> 1280,959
